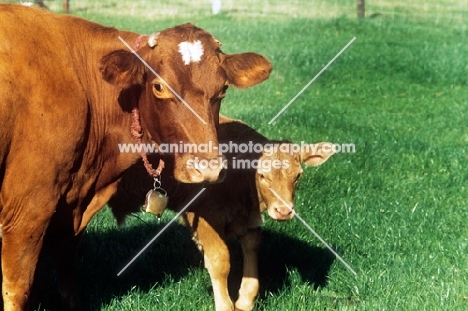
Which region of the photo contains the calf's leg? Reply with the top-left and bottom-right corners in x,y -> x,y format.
186,213 -> 233,311
235,227 -> 261,311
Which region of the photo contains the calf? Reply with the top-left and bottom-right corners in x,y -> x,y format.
109,117 -> 334,311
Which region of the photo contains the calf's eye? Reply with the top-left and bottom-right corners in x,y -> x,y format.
259,174 -> 272,184
259,174 -> 268,182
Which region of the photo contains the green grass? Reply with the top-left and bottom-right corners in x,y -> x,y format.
25,1 -> 468,310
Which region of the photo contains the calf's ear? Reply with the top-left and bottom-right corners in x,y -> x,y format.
220,52 -> 272,88
301,143 -> 334,166
99,50 -> 146,88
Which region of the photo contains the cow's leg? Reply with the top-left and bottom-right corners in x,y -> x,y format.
45,182 -> 120,308
79,181 -> 119,233
187,213 -> 233,311
235,227 -> 261,311
44,206 -> 83,310
1,192 -> 58,310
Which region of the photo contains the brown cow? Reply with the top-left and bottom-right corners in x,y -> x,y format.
109,116 -> 334,311
0,4 -> 272,310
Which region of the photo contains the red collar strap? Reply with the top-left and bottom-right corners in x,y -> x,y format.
131,108 -> 164,178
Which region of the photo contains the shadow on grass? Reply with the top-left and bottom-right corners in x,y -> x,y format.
228,229 -> 335,303
28,221 -> 334,310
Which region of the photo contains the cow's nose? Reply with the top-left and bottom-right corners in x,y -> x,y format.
196,166 -> 222,183
174,154 -> 226,183
193,156 -> 225,183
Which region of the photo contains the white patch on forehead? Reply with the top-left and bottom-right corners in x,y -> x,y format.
178,40 -> 204,65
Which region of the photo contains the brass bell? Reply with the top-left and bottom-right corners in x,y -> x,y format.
142,189 -> 168,218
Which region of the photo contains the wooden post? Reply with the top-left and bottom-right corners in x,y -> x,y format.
35,0 -> 49,9
212,0 -> 221,14
63,0 -> 69,13
357,0 -> 365,18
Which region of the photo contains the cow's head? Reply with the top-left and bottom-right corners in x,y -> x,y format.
256,143 -> 334,220
100,23 -> 272,183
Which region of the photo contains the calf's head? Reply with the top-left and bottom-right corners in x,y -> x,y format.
255,143 -> 334,220
100,23 -> 272,183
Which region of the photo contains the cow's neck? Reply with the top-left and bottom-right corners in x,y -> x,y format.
67,26 -> 150,187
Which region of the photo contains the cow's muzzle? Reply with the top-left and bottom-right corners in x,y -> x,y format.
174,154 -> 226,183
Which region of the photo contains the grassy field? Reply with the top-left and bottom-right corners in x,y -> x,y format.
21,1 -> 468,310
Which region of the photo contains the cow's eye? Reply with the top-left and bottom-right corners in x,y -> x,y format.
153,83 -> 164,92
152,83 -> 172,99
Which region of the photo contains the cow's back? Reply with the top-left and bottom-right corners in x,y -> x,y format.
0,4 -> 122,191
0,5 -> 77,100
0,5 -> 100,182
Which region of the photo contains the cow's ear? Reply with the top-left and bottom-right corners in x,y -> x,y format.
99,50 -> 146,88
220,52 -> 272,88
300,143 -> 334,167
